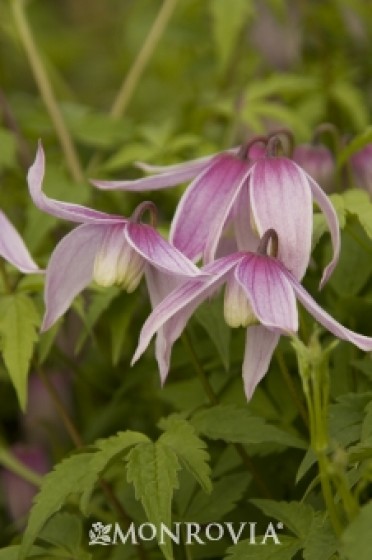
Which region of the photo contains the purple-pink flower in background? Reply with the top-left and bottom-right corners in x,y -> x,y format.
350,143 -> 372,193
92,136 -> 340,287
28,143 -> 206,331
132,229 -> 372,399
0,210 -> 40,274
293,143 -> 335,193
0,444 -> 49,527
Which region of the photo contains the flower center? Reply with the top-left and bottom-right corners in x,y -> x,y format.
93,225 -> 146,291
223,276 -> 257,328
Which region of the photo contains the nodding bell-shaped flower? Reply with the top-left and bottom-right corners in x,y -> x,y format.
27,143 -> 206,331
350,143 -> 372,194
0,211 -> 41,275
132,229 -> 372,400
292,143 -> 335,193
91,134 -> 340,287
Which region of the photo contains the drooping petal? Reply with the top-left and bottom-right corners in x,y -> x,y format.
132,254 -> 244,367
170,154 -> 251,262
235,254 -> 298,333
242,325 -> 280,400
135,147 -> 239,174
0,211 -> 40,273
91,158 -> 209,192
125,222 -> 203,277
250,157 -> 312,280
306,174 -> 341,289
232,182 -> 259,252
282,266 -> 372,352
42,224 -> 105,330
145,268 -> 185,383
28,142 -> 123,225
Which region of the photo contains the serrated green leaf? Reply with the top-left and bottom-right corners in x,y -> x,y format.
194,296 -> 230,370
38,512 -> 82,555
80,430 -> 149,514
210,0 -> 254,72
225,535 -> 302,559
126,441 -> 181,560
20,452 -> 92,560
250,499 -> 314,540
158,415 -> 212,493
0,293 -> 40,410
183,472 -> 249,523
303,514 -> 338,560
191,405 -> 306,449
341,501 -> 372,560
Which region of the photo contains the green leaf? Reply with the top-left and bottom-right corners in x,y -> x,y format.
191,405 -> 306,449
194,296 -> 230,370
80,430 -> 149,514
0,545 -> 58,560
209,0 -> 254,72
158,415 -> 212,493
38,512 -> 82,555
183,472 -> 249,523
226,535 -> 302,560
343,189 -> 372,239
250,499 -> 314,540
126,441 -> 181,560
330,82 -> 368,131
0,293 -> 40,410
303,514 -> 338,560
20,452 -> 92,559
341,501 -> 372,560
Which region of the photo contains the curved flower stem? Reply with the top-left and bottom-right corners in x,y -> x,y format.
110,0 -> 179,120
36,367 -> 148,560
11,0 -> 84,184
0,446 -> 43,487
182,330 -> 272,499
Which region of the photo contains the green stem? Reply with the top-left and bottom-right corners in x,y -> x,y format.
276,350 -> 308,428
11,0 -> 84,184
0,262 -> 12,294
182,330 -> 272,499
110,0 -> 179,120
0,446 -> 43,487
317,452 -> 343,536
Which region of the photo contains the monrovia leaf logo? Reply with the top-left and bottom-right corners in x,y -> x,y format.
89,522 -> 112,545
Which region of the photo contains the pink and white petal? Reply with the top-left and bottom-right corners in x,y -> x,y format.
28,142 -> 123,225
250,157 -> 312,280
170,154 -> 251,262
0,211 -> 40,273
306,174 -> 341,288
132,254 -> 243,366
235,255 -> 298,333
282,267 -> 372,352
91,159 -> 209,192
42,224 -> 105,331
242,325 -> 280,400
146,268 -> 187,384
125,222 -> 203,278
233,182 -> 259,252
134,147 -> 240,174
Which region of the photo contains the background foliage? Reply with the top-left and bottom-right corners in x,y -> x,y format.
1,0 -> 372,558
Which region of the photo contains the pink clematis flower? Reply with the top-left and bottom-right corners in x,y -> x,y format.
0,210 -> 40,274
350,143 -> 372,194
92,137 -> 340,287
27,143 -> 206,331
132,230 -> 372,400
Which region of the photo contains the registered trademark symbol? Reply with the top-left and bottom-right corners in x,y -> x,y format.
276,522 -> 284,530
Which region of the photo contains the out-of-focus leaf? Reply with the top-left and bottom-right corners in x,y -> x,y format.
343,189 -> 372,239
0,127 -> 17,169
251,499 -> 314,540
226,535 -> 302,560
194,295 -> 230,370
341,502 -> 372,560
330,82 -> 368,131
182,472 -> 249,523
337,127 -> 372,168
